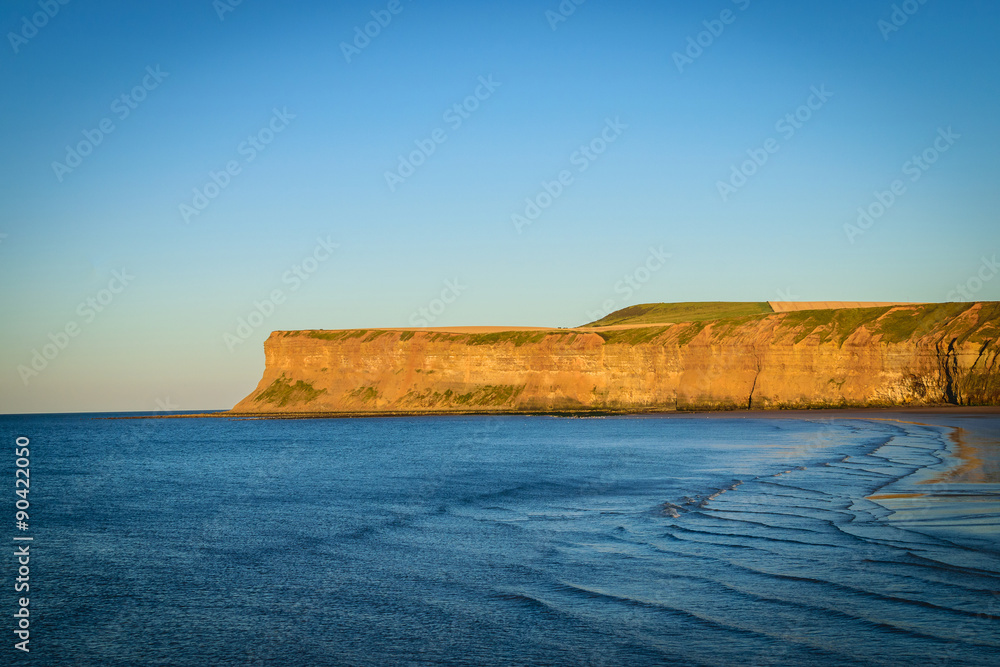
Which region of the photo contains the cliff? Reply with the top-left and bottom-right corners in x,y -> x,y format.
230,302 -> 1000,415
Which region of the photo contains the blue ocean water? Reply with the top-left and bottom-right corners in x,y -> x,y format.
2,413 -> 998,666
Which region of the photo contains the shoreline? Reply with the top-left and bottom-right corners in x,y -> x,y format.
112,404 -> 1000,421
113,404 -> 999,486
859,412 -> 1000,551
101,404 -> 1000,539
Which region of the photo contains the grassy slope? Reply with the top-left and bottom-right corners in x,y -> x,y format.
589,302 -> 998,347
279,301 -> 1000,344
279,302 -> 999,350
582,302 -> 774,327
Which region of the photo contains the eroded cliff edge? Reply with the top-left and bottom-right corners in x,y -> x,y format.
230,302 -> 999,415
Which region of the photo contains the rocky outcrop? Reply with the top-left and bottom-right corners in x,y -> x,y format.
230,303 -> 1000,415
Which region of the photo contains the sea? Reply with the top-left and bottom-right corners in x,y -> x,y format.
2,411 -> 998,666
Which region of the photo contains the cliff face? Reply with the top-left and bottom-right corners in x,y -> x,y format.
231,303 -> 1000,414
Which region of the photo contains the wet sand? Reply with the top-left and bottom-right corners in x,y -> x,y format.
844,410 -> 1000,551
891,412 -> 1000,485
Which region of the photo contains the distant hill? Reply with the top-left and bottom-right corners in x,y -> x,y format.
583,302 -> 774,327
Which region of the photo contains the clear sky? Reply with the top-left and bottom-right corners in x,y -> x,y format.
2,0 -> 999,414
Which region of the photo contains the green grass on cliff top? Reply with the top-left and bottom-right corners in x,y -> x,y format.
276,302 -> 996,346
595,302 -> 1000,346
583,302 -> 774,327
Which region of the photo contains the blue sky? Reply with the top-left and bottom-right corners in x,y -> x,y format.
2,0 -> 999,413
